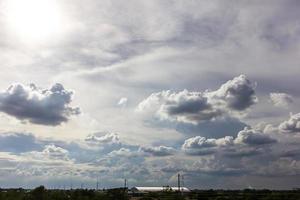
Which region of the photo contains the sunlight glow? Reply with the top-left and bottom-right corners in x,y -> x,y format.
3,0 -> 65,44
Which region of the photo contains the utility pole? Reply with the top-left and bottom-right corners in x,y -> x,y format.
178,174 -> 181,192
96,176 -> 99,190
124,179 -> 127,189
123,178 -> 128,200
70,171 -> 73,190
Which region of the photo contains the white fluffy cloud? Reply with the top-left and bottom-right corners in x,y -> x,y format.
182,136 -> 234,155
270,93 -> 293,108
182,126 -> 277,156
41,144 -> 70,161
108,148 -> 134,157
234,127 -> 277,145
139,145 -> 176,156
137,75 -> 257,124
279,113 -> 300,133
85,132 -> 121,145
182,136 -> 233,149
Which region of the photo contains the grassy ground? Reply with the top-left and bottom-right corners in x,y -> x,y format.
1,187 -> 300,200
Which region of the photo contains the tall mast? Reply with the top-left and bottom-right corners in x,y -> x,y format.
178,173 -> 181,192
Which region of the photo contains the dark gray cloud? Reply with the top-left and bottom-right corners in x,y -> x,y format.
167,95 -> 211,115
209,74 -> 257,111
190,167 -> 248,177
222,147 -> 262,158
187,157 -> 249,177
175,117 -> 246,138
279,113 -> 300,133
137,75 -> 257,124
139,145 -> 175,156
0,83 -> 80,126
280,149 -> 300,159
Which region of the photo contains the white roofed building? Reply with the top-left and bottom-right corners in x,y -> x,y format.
131,186 -> 190,193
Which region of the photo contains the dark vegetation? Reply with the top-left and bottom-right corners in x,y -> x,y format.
0,186 -> 300,200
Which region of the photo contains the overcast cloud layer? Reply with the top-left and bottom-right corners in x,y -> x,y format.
0,0 -> 300,189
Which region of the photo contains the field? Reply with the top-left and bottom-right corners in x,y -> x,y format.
1,186 -> 300,200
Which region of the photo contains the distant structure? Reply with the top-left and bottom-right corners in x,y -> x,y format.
178,174 -> 181,192
131,173 -> 190,193
131,186 -> 190,193
124,179 -> 127,188
96,176 -> 99,190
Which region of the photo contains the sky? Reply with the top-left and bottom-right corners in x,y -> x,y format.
0,0 -> 300,189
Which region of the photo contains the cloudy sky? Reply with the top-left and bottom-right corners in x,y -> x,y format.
0,0 -> 300,189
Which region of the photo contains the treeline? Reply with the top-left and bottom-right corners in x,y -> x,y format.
1,186 -> 300,200
0,186 -> 129,200
185,189 -> 300,200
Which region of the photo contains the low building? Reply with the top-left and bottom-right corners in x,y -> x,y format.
131,186 -> 190,193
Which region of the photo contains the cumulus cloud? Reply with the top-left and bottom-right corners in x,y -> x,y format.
20,144 -> 71,164
108,148 -> 134,157
182,136 -> 234,155
41,144 -> 70,161
182,126 -> 277,156
279,113 -> 300,133
140,145 -> 176,156
137,75 -> 257,124
208,75 -> 257,111
270,93 -> 293,108
0,83 -> 80,126
234,127 -> 277,145
85,132 -> 121,145
0,145 -> 100,181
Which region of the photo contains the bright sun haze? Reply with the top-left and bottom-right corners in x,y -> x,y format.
3,0 -> 64,44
